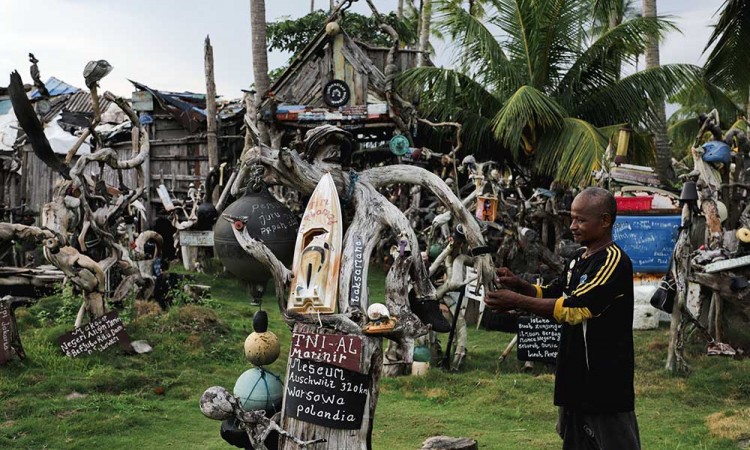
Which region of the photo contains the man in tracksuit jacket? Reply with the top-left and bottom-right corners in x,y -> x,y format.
485,187 -> 640,449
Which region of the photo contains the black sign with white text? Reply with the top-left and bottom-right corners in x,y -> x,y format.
284,358 -> 369,430
58,311 -> 131,358
517,315 -> 562,363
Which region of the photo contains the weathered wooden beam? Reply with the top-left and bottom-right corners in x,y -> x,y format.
204,35 -> 219,171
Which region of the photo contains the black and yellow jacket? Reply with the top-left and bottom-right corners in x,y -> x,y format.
536,243 -> 635,413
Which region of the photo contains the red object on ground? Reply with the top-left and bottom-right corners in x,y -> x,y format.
615,196 -> 653,211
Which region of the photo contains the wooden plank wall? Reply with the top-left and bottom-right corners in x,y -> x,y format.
19,143 -> 139,219
13,118 -> 208,225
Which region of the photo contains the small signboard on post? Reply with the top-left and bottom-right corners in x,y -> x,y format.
517,315 -> 562,363
58,311 -> 132,357
284,331 -> 368,430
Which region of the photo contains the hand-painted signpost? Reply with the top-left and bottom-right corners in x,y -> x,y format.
285,331 -> 368,432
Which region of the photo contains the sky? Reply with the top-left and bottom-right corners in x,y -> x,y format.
0,0 -> 723,99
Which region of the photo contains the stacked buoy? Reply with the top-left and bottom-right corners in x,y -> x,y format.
221,310 -> 283,449
234,310 -> 283,413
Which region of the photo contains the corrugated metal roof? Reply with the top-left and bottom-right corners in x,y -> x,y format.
40,91 -> 114,123
30,77 -> 80,98
65,90 -> 113,114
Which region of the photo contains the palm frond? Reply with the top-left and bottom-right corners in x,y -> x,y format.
491,85 -> 567,156
592,0 -> 627,28
535,118 -> 608,185
667,118 -> 700,161
573,64 -> 702,127
533,0 -> 590,89
703,0 -> 750,92
398,66 -> 505,154
491,0 -> 539,84
668,76 -> 742,125
433,0 -> 522,92
556,16 -> 677,107
398,67 -> 504,117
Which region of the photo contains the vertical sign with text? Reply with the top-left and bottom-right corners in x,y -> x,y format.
0,300 -> 12,364
349,235 -> 364,307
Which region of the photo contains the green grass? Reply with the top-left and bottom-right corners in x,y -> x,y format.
1,268 -> 749,449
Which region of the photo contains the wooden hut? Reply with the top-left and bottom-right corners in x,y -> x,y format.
260,25 -> 421,144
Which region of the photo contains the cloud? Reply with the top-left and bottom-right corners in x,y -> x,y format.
0,0 -> 722,100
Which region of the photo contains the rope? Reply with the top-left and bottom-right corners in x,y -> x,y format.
342,169 -> 359,206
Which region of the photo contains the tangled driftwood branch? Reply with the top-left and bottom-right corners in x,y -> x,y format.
200,387 -> 326,449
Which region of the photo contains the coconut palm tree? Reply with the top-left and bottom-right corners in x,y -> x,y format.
703,0 -> 750,118
400,0 -> 699,185
666,0 -> 748,160
642,0 -> 677,186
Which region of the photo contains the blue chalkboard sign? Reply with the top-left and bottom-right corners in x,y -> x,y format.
613,215 -> 681,273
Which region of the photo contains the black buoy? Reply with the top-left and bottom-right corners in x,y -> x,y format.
253,310 -> 269,333
213,185 -> 298,285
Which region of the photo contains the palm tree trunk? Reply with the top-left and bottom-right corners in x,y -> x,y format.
250,0 -> 271,145
417,0 -> 432,67
310,0 -> 314,13
397,0 -> 404,19
643,0 -> 676,186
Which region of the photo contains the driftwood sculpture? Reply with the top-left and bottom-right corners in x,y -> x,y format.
666,110 -> 750,373
206,122 -> 493,449
7,61 -> 156,327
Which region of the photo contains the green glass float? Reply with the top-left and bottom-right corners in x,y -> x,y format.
389,134 -> 410,156
233,367 -> 283,413
413,345 -> 432,363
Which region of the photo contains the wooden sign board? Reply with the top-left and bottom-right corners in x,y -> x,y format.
517,315 -> 561,363
290,332 -> 363,373
284,358 -> 369,430
58,311 -> 132,358
705,254 -> 750,273
179,230 -> 214,247
0,300 -> 12,364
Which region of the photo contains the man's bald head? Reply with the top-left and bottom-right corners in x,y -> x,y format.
576,187 -> 617,226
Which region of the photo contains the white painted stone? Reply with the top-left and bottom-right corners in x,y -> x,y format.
634,304 -> 659,330
687,282 -> 702,318
633,285 -> 660,330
